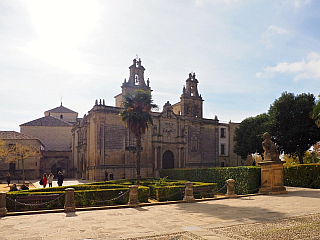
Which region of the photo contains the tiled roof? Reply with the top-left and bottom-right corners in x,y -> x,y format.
0,131 -> 35,140
45,104 -> 77,114
20,115 -> 73,127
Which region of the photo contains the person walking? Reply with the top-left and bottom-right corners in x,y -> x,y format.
57,171 -> 64,186
6,173 -> 11,186
47,173 -> 54,187
42,173 -> 48,188
104,171 -> 108,181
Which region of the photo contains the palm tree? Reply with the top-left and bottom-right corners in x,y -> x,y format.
120,90 -> 158,185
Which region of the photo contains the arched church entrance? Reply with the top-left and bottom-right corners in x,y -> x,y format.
162,150 -> 174,169
51,164 -> 61,177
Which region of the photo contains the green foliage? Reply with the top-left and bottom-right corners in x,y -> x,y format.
284,164 -> 320,188
268,92 -> 320,163
160,167 -> 261,194
312,95 -> 320,127
234,113 -> 270,159
6,191 -> 65,212
149,182 -> 217,201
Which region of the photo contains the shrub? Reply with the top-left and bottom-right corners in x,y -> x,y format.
160,167 -> 261,194
284,164 -> 320,188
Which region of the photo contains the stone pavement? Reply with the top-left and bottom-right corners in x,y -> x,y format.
1,186 -> 320,239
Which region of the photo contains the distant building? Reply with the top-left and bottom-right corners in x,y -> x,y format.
20,104 -> 78,178
0,131 -> 44,180
72,58 -> 240,181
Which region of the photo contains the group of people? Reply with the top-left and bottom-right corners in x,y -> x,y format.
6,173 -> 29,191
9,183 -> 29,191
40,171 -> 64,188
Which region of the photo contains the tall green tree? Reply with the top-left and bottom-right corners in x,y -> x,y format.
312,93 -> 320,127
268,92 -> 320,164
119,90 -> 158,184
233,113 -> 270,160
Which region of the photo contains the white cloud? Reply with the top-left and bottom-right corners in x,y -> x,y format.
262,25 -> 289,48
256,52 -> 320,81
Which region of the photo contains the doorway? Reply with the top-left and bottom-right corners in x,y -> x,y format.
162,150 -> 174,169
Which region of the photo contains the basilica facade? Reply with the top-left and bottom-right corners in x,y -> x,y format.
71,58 -> 240,181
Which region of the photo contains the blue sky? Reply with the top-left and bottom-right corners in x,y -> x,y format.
1,0 -> 320,131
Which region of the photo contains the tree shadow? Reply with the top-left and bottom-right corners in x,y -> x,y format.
176,200 -> 285,223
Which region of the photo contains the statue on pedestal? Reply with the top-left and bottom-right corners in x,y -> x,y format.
262,132 -> 280,162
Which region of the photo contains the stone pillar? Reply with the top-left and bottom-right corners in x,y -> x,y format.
64,188 -> 76,212
0,192 -> 7,217
128,185 -> 139,207
258,161 -> 287,195
183,181 -> 195,203
225,179 -> 237,198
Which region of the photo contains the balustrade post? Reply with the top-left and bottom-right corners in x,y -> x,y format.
226,179 -> 237,198
64,188 -> 75,212
0,192 -> 7,217
183,181 -> 195,203
128,185 -> 139,207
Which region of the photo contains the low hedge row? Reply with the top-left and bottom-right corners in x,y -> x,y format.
149,182 -> 218,201
160,167 -> 261,194
6,186 -> 149,212
284,164 -> 320,188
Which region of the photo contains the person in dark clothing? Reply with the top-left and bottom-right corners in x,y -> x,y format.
104,171 -> 108,181
109,172 -> 114,180
9,183 -> 19,191
20,184 -> 29,190
57,171 -> 64,186
6,173 -> 11,186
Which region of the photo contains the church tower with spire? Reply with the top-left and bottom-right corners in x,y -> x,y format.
114,57 -> 152,107
173,72 -> 203,118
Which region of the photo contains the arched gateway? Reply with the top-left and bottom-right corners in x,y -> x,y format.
162,150 -> 174,169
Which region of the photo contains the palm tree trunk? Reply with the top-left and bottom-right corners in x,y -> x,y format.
136,135 -> 141,185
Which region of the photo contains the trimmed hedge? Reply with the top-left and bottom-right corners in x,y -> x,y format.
284,164 -> 320,188
6,186 -> 149,212
160,167 -> 261,194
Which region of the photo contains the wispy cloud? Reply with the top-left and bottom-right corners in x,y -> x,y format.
262,25 -> 289,48
256,52 -> 320,81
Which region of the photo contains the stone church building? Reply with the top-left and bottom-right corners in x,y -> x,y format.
72,58 -> 240,181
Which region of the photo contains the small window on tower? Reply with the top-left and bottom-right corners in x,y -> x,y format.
60,115 -> 63,119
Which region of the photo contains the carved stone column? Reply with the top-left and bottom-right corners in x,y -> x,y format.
258,161 -> 287,195
0,192 -> 7,217
183,181 -> 195,203
64,188 -> 76,212
128,185 -> 139,207
225,179 -> 237,198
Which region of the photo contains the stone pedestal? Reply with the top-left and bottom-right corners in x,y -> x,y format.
0,192 -> 7,217
183,181 -> 195,203
258,161 -> 287,195
128,185 -> 139,207
225,179 -> 237,198
64,188 -> 76,212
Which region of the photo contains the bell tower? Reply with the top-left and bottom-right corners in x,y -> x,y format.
173,72 -> 203,118
115,57 -> 152,107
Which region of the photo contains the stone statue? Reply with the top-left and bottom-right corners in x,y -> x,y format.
262,132 -> 280,161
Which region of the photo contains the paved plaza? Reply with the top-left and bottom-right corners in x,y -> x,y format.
1,186 -> 320,239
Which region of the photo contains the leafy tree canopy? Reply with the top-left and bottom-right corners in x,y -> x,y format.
268,92 -> 320,164
233,113 -> 270,159
0,142 -> 41,184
